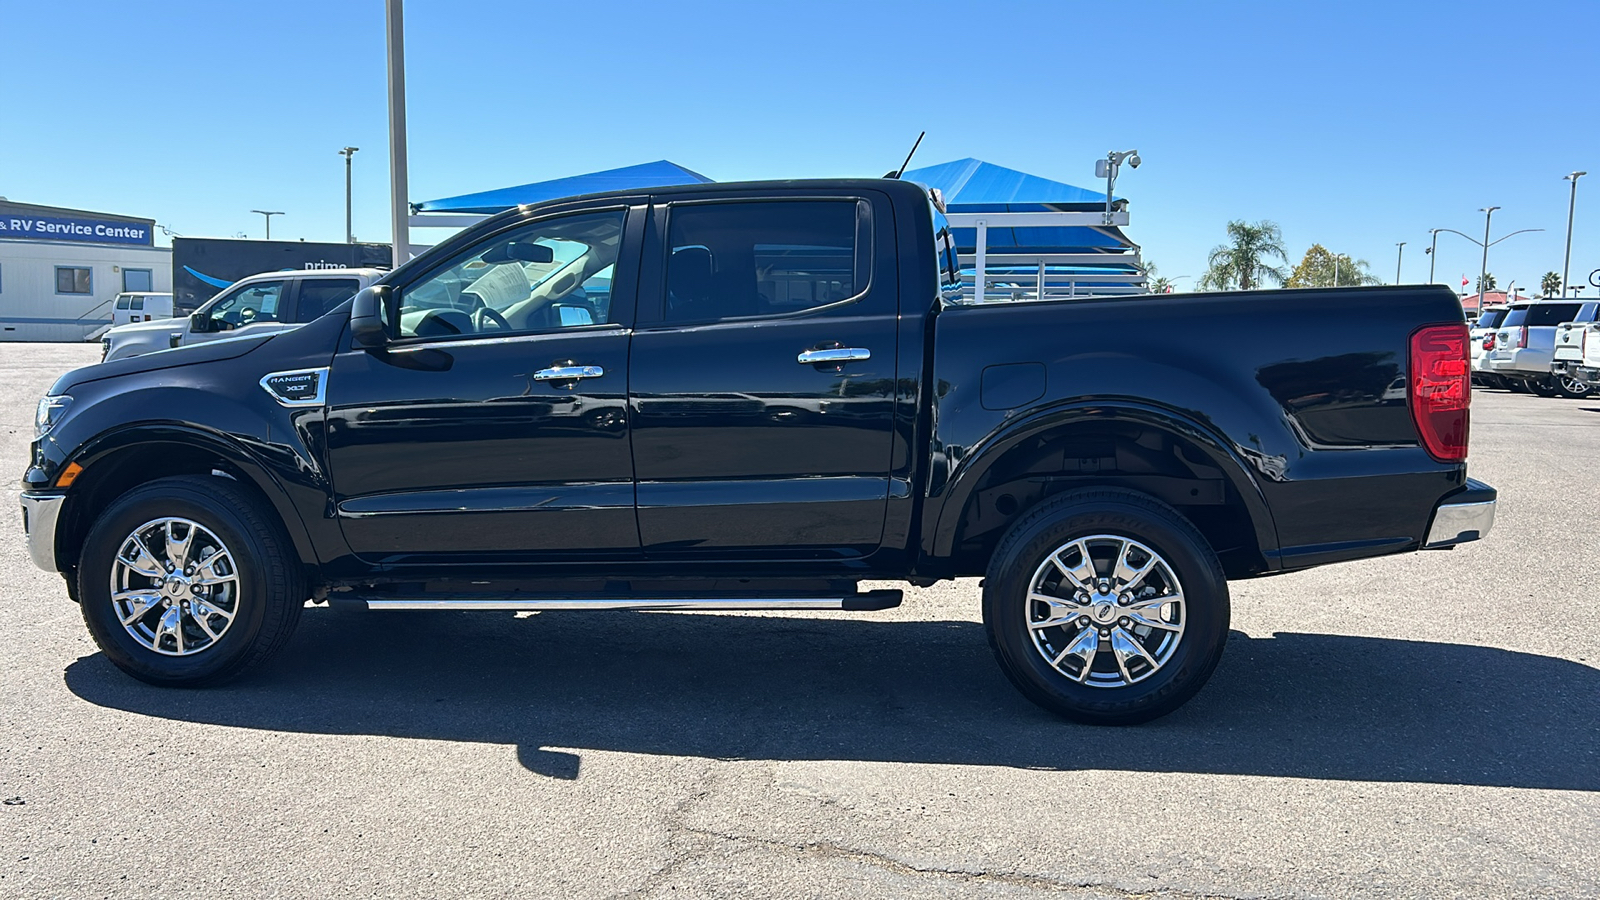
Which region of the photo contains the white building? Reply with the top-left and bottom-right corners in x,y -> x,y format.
0,199 -> 172,342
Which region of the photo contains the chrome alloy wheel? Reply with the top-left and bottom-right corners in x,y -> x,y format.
1026,534 -> 1186,688
1559,375 -> 1592,396
109,518 -> 241,656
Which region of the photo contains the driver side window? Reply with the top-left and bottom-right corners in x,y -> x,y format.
207,281 -> 285,330
396,210 -> 626,340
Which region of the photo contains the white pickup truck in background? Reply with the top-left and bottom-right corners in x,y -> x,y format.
101,269 -> 384,362
1550,307 -> 1600,397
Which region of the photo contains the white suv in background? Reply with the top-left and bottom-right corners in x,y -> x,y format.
102,269 -> 384,362
1470,306 -> 1509,388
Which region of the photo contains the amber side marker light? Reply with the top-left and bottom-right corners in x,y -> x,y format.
56,462 -> 84,488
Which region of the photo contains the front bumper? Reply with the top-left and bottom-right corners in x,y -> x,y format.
1423,478 -> 1496,549
21,492 -> 65,572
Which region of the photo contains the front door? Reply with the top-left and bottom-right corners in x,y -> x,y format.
325,205 -> 642,565
628,193 -> 899,559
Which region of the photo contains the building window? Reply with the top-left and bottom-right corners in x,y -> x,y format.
56,267 -> 93,295
123,268 -> 152,292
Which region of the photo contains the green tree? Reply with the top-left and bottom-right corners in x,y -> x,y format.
1477,273 -> 1497,293
1284,244 -> 1380,288
1197,220 -> 1288,291
1541,271 -> 1562,297
1142,260 -> 1174,293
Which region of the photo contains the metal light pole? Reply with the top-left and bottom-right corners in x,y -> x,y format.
1395,242 -> 1406,284
1562,171 -> 1586,297
339,147 -> 359,243
1426,229 -> 1441,283
250,210 -> 283,240
1478,206 -> 1499,306
386,0 -> 411,264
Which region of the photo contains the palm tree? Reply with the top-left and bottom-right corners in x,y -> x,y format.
1142,260 -> 1174,293
1198,220 -> 1288,291
1541,271 -> 1562,298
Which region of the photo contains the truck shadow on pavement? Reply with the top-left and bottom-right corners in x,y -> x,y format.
63,610 -> 1600,790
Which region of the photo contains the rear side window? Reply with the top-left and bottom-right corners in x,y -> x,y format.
1525,304 -> 1580,326
665,200 -> 869,323
1476,309 -> 1506,329
296,279 -> 361,321
1500,307 -> 1529,328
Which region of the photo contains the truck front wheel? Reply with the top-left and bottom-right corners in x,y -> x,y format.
76,475 -> 304,686
983,488 -> 1229,725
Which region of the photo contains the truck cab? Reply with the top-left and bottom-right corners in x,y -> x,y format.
101,269 -> 384,362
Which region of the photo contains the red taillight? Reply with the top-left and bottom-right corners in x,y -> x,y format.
1410,324 -> 1470,461
1483,333 -> 1496,351
1517,326 -> 1529,349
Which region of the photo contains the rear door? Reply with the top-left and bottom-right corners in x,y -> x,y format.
627,191 -> 900,559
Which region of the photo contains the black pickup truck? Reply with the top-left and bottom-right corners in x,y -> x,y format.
21,178 -> 1496,724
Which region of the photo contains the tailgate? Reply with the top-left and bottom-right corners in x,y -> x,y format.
1554,323 -> 1584,360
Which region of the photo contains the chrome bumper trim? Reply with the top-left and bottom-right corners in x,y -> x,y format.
1424,499 -> 1496,549
21,492 -> 65,573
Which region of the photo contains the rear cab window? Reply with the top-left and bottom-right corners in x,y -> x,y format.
1525,304 -> 1581,327
295,278 -> 362,322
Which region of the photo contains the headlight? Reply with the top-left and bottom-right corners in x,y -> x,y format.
35,395 -> 72,438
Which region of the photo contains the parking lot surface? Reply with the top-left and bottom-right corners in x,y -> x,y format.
2,343 -> 1597,899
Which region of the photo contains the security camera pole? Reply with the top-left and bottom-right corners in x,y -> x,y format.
339,146 -> 359,243
1097,150 -> 1140,226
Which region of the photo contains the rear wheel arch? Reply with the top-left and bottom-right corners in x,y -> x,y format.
931,404 -> 1279,578
55,428 -> 318,578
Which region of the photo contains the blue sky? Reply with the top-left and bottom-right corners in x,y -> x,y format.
2,0 -> 1596,294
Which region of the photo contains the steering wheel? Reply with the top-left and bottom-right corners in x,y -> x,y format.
472,307 -> 510,332
239,307 -> 257,324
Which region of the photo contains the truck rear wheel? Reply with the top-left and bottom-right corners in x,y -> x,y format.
982,488 -> 1229,725
76,475 -> 304,686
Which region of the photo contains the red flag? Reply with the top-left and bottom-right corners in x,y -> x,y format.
1461,276 -> 1469,287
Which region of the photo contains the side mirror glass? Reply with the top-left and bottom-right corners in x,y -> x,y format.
350,285 -> 392,349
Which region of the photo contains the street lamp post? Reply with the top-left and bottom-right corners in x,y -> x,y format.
1478,206 -> 1499,307
1395,242 -> 1405,284
339,147 -> 359,243
1562,172 -> 1586,297
250,209 -> 283,240
1426,229 -> 1441,284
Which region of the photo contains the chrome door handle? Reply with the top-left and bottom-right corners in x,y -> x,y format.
533,364 -> 604,381
797,347 -> 870,365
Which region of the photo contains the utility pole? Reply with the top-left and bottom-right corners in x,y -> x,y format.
1562,172 -> 1586,297
1395,242 -> 1405,284
1479,206 -> 1499,308
250,209 -> 283,240
1426,229 -> 1441,283
386,0 -> 411,264
339,147 -> 359,243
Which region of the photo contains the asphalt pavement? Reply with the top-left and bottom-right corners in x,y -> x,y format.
2,342 -> 1596,899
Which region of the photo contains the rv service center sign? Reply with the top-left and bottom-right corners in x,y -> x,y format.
0,213 -> 153,246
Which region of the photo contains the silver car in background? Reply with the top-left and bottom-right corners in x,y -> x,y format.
1486,300 -> 1600,397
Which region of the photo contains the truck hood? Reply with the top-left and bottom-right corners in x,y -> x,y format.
105,316 -> 190,337
51,333 -> 275,394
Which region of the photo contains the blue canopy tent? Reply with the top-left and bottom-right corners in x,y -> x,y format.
414,160 -> 714,215
900,158 -> 1145,299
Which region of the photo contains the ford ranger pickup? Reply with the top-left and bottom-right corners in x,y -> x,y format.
20,178 -> 1496,724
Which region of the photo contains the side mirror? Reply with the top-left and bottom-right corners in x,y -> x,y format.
350,285 -> 392,349
189,312 -> 211,333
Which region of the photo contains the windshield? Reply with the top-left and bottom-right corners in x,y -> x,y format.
1524,304 -> 1581,327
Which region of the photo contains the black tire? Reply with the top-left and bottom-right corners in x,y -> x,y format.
983,488 -> 1229,725
1508,378 -> 1533,394
76,474 -> 304,686
1530,378 -> 1559,397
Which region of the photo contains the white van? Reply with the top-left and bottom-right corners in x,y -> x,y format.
111,292 -> 175,327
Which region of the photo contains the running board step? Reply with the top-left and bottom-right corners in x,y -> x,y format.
356,590 -> 902,613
